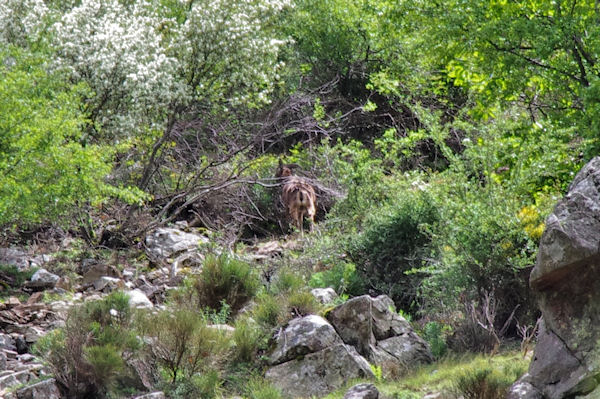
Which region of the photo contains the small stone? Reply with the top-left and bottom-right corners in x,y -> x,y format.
15,378 -> 61,399
5,297 -> 21,308
23,327 -> 45,344
27,269 -> 59,289
93,276 -> 125,292
132,392 -> 166,399
311,287 -> 338,304
15,337 -> 28,354
343,383 -> 379,399
127,289 -> 153,308
0,335 -> 15,352
55,276 -> 71,290
26,292 -> 43,304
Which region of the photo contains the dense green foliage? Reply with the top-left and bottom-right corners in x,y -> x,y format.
346,189 -> 438,312
0,47 -> 121,226
4,0 -> 598,395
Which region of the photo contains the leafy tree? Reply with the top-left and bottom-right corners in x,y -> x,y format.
0,46 -> 132,226
400,0 -> 600,146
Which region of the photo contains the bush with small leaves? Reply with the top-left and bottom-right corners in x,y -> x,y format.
423,321 -> 449,359
194,254 -> 260,314
168,370 -> 222,399
34,291 -> 140,398
233,317 -> 265,363
286,290 -> 322,318
309,261 -> 364,296
137,307 -> 230,384
346,189 -> 439,313
252,292 -> 286,329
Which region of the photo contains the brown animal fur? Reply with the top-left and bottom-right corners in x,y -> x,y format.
276,161 -> 316,234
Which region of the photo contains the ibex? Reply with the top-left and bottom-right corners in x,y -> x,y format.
276,160 -> 317,234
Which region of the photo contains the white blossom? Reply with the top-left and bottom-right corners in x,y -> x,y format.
0,0 -> 50,45
3,0 -> 292,140
50,0 -> 184,138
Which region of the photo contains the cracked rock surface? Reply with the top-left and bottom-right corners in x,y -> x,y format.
509,156 -> 600,399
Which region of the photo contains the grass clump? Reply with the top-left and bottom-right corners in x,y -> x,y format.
193,253 -> 260,314
373,351 -> 528,398
245,377 -> 283,399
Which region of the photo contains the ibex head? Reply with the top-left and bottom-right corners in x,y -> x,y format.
275,159 -> 299,178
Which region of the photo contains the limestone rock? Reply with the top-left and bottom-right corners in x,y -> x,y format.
311,287 -> 338,304
269,315 -> 343,365
265,344 -> 374,398
343,383 -> 379,399
25,269 -> 59,290
79,258 -> 122,285
0,248 -> 50,272
15,378 -> 61,399
127,289 -> 153,309
93,276 -> 125,292
145,228 -> 208,277
511,156 -> 600,398
0,370 -> 34,392
327,295 -> 433,371
506,374 -> 543,399
132,392 -> 166,399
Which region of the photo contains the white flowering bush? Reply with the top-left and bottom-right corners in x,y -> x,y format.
51,0 -> 182,140
171,0 -> 291,108
0,0 -> 51,47
0,0 -> 292,225
47,0 -> 291,141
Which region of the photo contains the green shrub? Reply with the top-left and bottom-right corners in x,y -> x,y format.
137,307 -> 231,383
84,344 -> 125,389
34,291 -> 140,398
346,189 -> 439,312
286,290 -> 322,318
423,321 -> 449,359
309,261 -> 364,296
169,370 -> 222,399
233,317 -> 265,363
271,267 -> 305,295
194,254 -> 260,314
422,174 -> 539,337
253,292 -> 286,328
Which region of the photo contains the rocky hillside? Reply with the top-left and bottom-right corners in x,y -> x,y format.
0,226 -> 435,399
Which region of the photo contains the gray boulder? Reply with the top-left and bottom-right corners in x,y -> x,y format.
145,228 -> 208,277
0,248 -> 50,272
270,315 -> 343,365
327,295 -> 433,371
511,156 -> 600,398
343,383 -> 379,399
127,289 -> 153,309
506,374 -> 543,399
265,343 -> 374,398
14,378 -> 61,399
311,287 -> 338,304
25,269 -> 59,289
